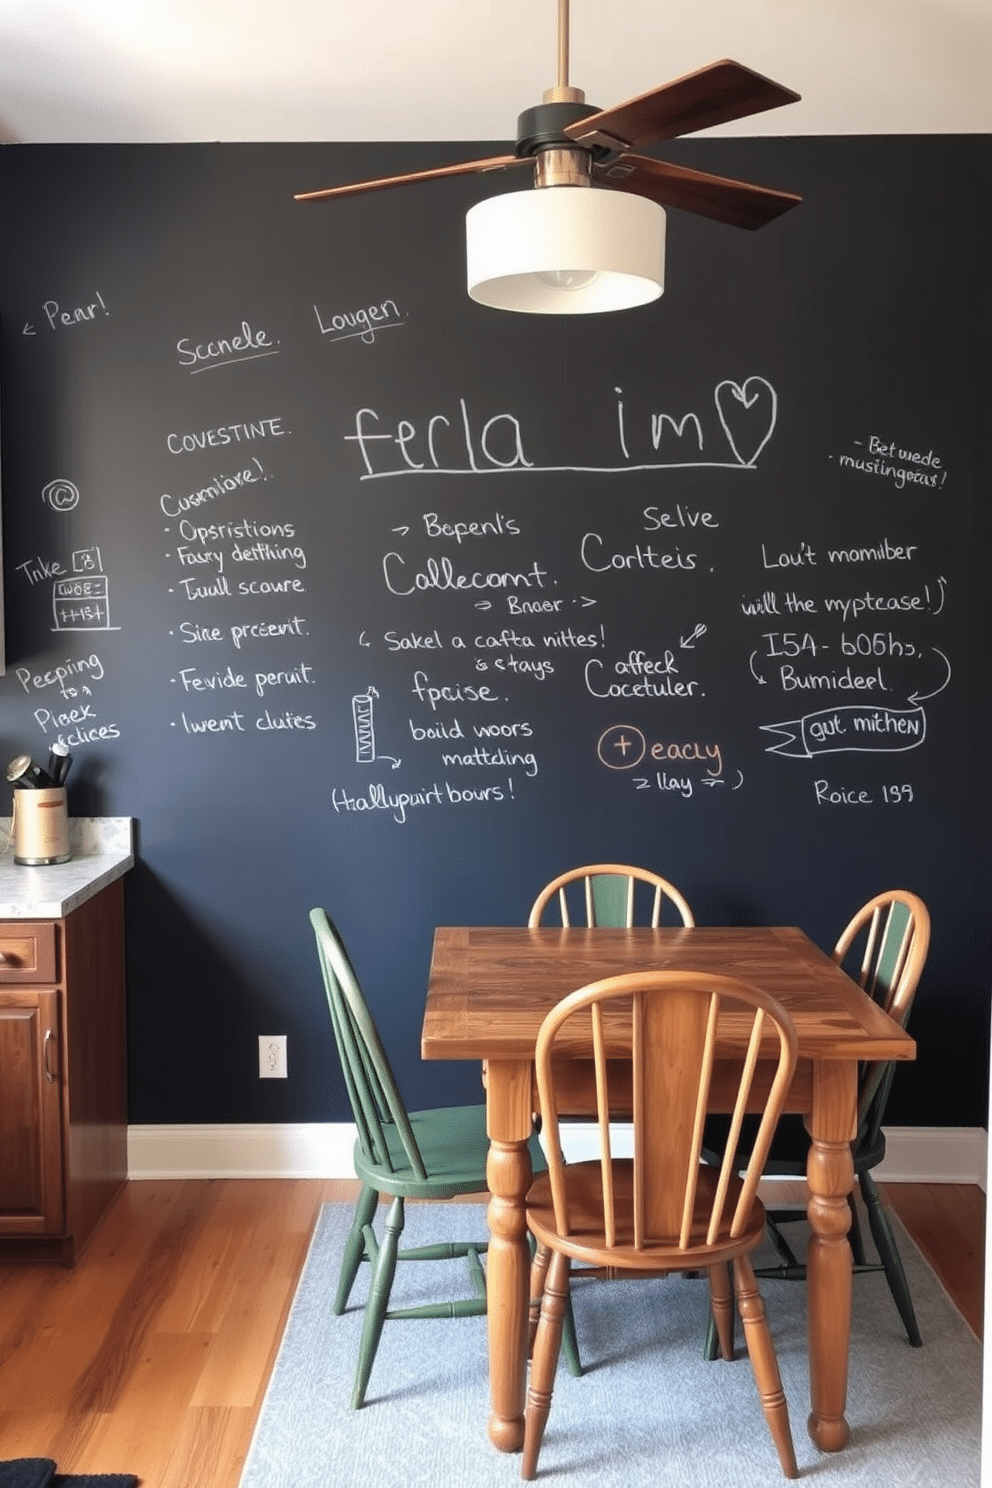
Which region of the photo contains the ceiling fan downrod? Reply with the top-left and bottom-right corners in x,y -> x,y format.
548,0 -> 583,104
517,0 -> 600,185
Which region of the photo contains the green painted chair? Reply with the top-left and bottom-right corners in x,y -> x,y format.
528,863 -> 695,931
309,907 -> 577,1408
703,889 -> 931,1357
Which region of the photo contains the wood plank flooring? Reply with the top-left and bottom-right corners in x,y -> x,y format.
0,1178 -> 983,1486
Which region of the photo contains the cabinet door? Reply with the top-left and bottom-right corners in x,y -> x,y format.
0,991 -> 65,1233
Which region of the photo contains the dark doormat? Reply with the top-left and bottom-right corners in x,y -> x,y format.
0,1462 -> 137,1488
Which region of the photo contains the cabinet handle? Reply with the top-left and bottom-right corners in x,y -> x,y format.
43,1029 -> 58,1083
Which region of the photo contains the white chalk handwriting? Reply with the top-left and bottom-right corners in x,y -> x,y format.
176,321 -> 279,373
313,297 -> 404,346
23,291 -> 109,335
345,377 -> 780,479
831,433 -> 948,490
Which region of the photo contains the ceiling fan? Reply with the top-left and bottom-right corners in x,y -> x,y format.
295,1 -> 802,313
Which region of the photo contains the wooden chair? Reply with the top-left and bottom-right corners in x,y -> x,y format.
528,862 -> 695,930
521,969 -> 799,1480
310,907 -> 567,1407
527,863 -> 696,1359
703,889 -> 931,1357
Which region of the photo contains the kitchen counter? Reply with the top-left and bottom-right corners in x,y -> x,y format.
0,817 -> 134,917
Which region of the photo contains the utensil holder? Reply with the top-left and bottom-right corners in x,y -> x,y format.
12,787 -> 71,865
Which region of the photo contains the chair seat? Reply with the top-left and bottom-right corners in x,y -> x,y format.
354,1103 -> 550,1199
527,1159 -> 767,1270
353,1103 -> 491,1198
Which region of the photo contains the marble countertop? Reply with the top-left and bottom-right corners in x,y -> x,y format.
0,817 -> 134,918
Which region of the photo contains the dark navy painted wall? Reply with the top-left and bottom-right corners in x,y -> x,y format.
1,135 -> 989,1126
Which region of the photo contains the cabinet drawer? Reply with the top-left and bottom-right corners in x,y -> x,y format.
0,922 -> 58,983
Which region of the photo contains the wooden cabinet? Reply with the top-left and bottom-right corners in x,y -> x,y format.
0,879 -> 127,1263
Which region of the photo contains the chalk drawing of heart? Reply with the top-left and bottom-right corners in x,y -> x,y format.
714,377 -> 778,466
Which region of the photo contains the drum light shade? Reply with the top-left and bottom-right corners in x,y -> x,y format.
466,187 -> 665,314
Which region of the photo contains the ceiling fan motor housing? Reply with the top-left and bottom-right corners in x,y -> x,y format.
516,101 -> 611,161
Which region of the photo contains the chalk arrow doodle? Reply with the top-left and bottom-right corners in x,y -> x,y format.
579,596 -> 597,608
714,376 -> 778,467
908,648 -> 951,704
680,622 -> 707,649
634,777 -> 650,789
749,650 -> 767,685
359,630 -> 371,647
475,600 -> 492,611
23,322 -> 36,336
392,525 -> 409,535
761,704 -> 926,758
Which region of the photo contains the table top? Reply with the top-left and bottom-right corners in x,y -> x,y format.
422,925 -> 916,1064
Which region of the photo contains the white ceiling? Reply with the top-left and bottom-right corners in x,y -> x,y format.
1,0 -> 990,148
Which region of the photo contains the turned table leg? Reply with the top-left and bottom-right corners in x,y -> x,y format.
484,1060 -> 536,1453
805,1058 -> 856,1452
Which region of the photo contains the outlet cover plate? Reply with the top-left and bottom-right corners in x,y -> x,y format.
259,1034 -> 288,1078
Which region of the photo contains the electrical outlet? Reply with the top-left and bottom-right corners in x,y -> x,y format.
258,1034 -> 288,1078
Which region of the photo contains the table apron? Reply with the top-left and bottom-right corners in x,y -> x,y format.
527,1056 -> 817,1121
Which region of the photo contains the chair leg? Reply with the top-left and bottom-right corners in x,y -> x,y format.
560,1293 -> 582,1379
859,1170 -> 923,1347
764,1212 -> 804,1272
707,1261 -> 736,1361
733,1254 -> 799,1479
351,1195 -> 404,1409
522,1250 -> 570,1481
847,1188 -> 868,1267
531,1242 -> 582,1378
334,1182 -> 379,1315
528,1242 -> 551,1355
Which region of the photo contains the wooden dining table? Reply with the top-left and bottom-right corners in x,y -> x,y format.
421,924 -> 916,1456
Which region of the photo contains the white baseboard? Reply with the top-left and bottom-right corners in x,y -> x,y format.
555,1122 -> 987,1188
875,1125 -> 987,1187
126,1122 -> 988,1189
127,1123 -> 357,1179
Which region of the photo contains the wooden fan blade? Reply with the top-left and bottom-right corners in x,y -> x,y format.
294,153 -> 528,202
593,154 -> 802,230
566,59 -> 800,153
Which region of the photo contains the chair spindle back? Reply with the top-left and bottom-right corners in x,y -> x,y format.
310,907 -> 428,1181
529,863 -> 695,929
535,970 -> 797,1256
830,890 -> 930,1133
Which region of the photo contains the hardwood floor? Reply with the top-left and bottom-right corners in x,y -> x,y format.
0,1178 -> 983,1486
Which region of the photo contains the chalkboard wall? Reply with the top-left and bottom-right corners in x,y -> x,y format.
0,134 -> 989,1129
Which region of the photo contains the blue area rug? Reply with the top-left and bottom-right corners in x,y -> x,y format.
239,1200 -> 981,1487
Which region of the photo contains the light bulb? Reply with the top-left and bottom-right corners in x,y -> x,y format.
536,268 -> 600,290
